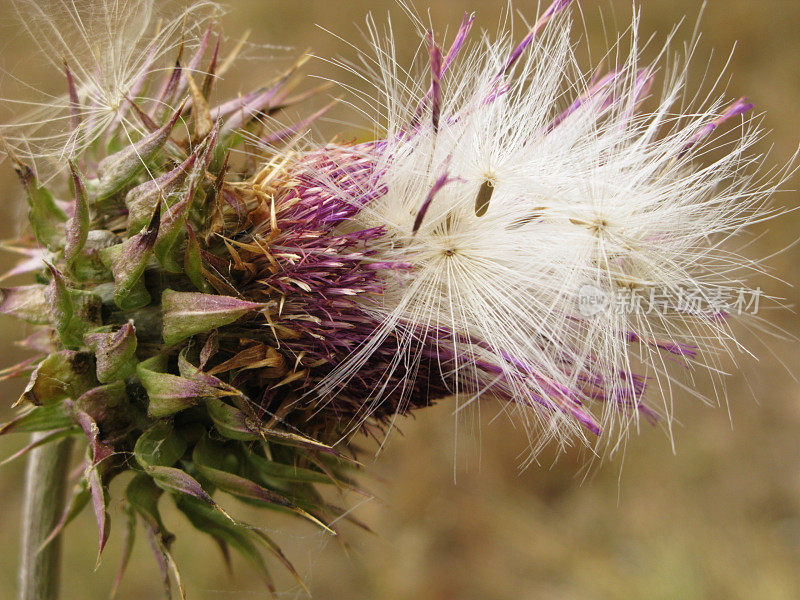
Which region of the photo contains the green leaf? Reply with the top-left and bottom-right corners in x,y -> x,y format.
18,351 -> 96,407
0,428 -> 77,465
153,138 -> 209,273
247,451 -> 334,486
261,428 -> 356,462
146,465 -> 220,511
0,285 -> 50,324
205,396 -> 355,463
68,229 -> 118,283
193,435 -> 334,534
83,321 -> 138,383
0,404 -> 73,435
85,461 -> 111,566
206,398 -> 259,441
110,503 -> 137,599
134,423 -> 187,468
91,100 -> 187,200
64,403 -> 115,565
125,475 -> 178,600
1,138 -> 66,249
154,195 -> 190,273
65,161 -> 90,277
74,380 -> 127,408
132,428 -> 221,514
184,225 -> 208,291
20,176 -> 67,249
39,480 -> 91,552
137,354 -> 238,418
28,184 -> 67,250
161,290 -> 267,346
125,151 -> 198,235
174,495 -> 277,594
100,205 -> 160,310
125,474 -> 171,537
45,264 -> 102,348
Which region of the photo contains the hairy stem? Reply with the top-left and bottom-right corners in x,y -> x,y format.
18,434 -> 74,600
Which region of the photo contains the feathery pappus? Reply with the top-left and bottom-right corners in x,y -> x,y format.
308,0 -> 789,459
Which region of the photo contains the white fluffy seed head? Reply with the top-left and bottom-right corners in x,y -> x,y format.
315,3 -> 789,459
0,0 -> 218,176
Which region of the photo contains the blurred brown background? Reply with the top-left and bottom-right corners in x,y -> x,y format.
1,1 -> 799,599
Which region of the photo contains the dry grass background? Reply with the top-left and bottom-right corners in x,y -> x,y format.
1,1 -> 799,599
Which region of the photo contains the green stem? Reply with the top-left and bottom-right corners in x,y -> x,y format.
18,434 -> 74,600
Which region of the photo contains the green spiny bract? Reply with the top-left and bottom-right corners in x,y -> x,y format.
0,15 -> 367,597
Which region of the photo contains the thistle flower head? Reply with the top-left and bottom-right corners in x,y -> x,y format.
307,1 -> 788,456
0,0 -> 790,596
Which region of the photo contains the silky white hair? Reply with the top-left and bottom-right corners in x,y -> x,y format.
0,0 -> 219,176
313,2 -> 791,460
